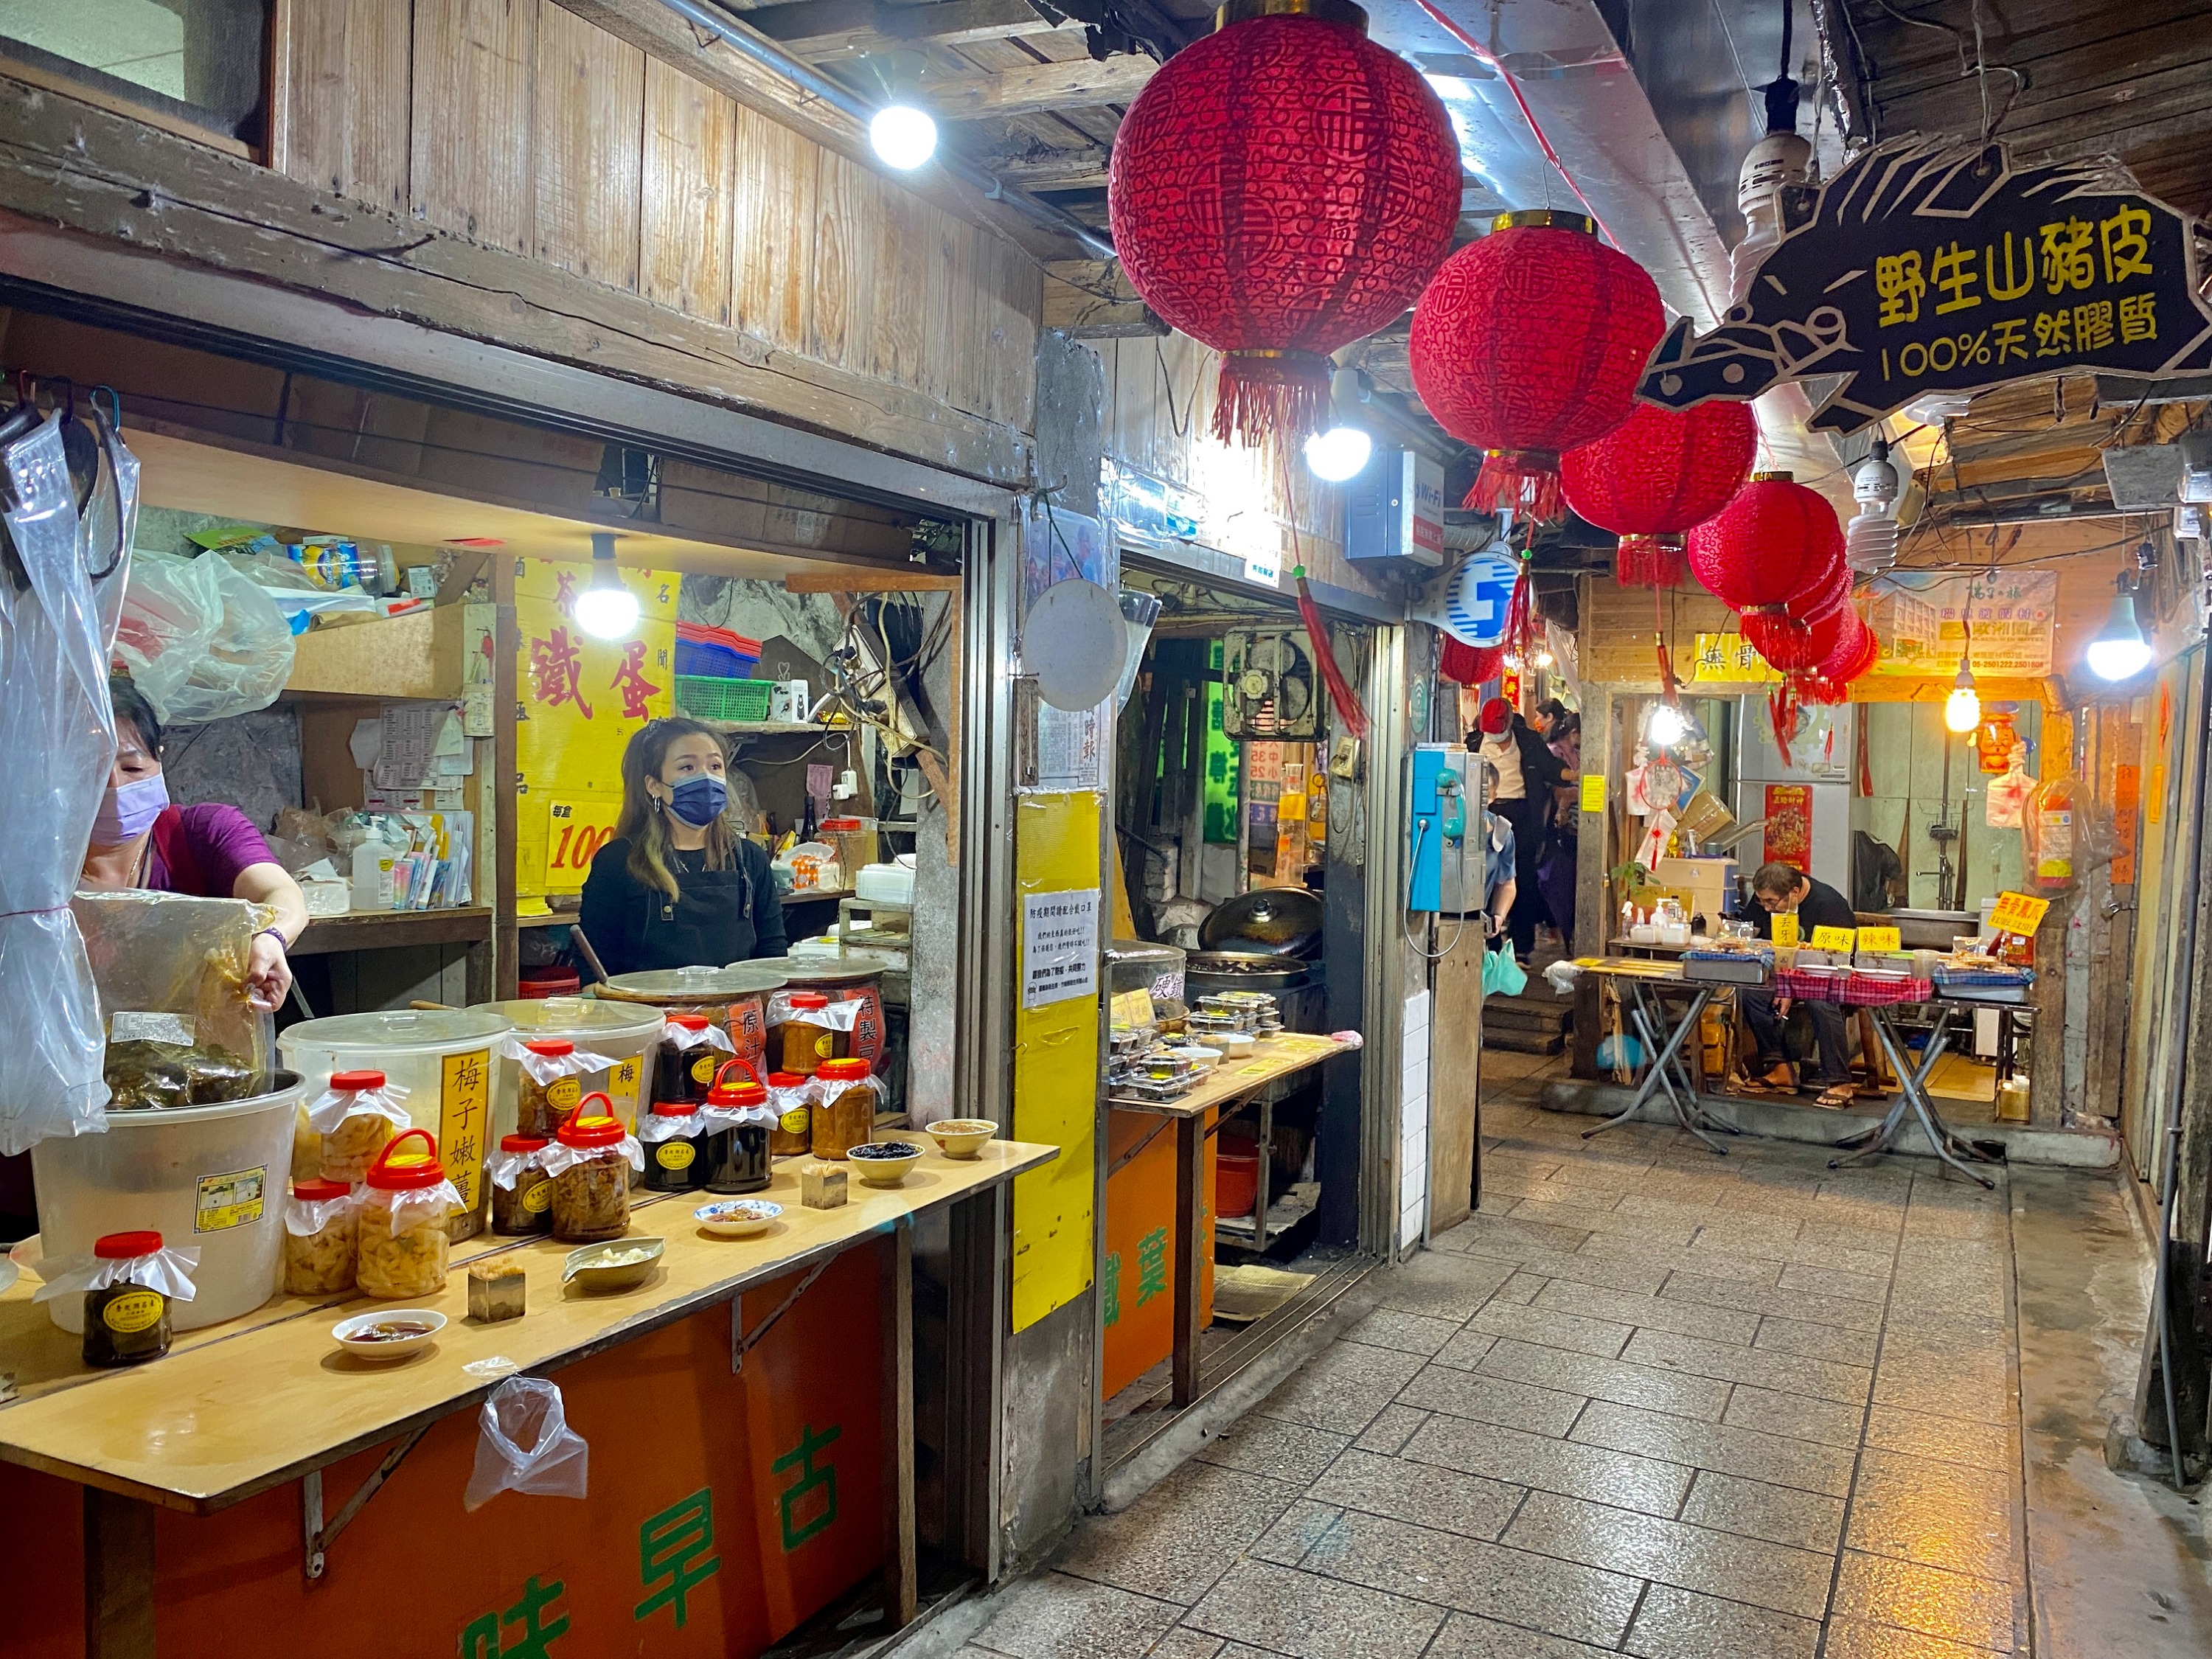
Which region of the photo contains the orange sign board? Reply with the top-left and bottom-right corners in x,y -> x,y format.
1989,890 -> 2052,936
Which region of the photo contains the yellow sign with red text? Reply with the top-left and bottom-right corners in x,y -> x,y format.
1988,890 -> 2051,937
515,558 -> 678,902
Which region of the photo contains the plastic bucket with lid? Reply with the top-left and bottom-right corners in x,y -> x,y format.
32,1070 -> 307,1333
470,995 -> 664,1144
279,1009 -> 513,1240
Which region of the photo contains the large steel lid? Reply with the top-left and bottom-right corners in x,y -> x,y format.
598,962 -> 790,1003
279,1009 -> 512,1052
1198,886 -> 1322,956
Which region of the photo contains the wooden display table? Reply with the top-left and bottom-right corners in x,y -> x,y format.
1109,1033 -> 1350,1409
0,1133 -> 1054,1658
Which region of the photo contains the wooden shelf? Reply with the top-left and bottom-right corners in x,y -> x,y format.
515,911 -> 578,929
282,605 -> 466,701
291,905 -> 494,956
696,720 -> 839,738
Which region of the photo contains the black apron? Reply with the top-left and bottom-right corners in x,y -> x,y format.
642,858 -> 761,970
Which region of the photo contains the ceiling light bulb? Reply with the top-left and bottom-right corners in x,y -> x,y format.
870,105 -> 937,170
574,532 -> 639,639
1944,664 -> 1980,734
1303,425 -> 1374,482
2085,591 -> 2153,681
1646,703 -> 1687,747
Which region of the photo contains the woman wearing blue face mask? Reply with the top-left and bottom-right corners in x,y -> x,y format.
77,677 -> 310,1012
578,717 -> 787,975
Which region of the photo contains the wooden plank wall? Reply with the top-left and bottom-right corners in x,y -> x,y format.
1092,333 -> 1377,598
275,0 -> 1037,437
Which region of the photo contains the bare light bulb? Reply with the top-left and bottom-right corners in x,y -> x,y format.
870,105 -> 937,171
2085,591 -> 2153,681
574,532 -> 639,640
1646,703 -> 1687,747
1303,425 -> 1374,482
1944,665 -> 1980,734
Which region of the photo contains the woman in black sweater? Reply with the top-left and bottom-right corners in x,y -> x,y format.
579,717 -> 787,975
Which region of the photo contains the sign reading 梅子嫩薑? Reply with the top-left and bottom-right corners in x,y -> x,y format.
1638,140 -> 2212,435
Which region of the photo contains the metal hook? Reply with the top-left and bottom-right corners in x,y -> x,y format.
91,385 -> 122,430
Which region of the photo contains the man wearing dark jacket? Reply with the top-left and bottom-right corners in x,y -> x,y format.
1471,698 -> 1565,956
1742,860 -> 1859,1105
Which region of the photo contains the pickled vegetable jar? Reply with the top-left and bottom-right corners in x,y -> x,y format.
515,1039 -> 587,1138
703,1069 -> 773,1194
81,1231 -> 187,1368
657,1012 -> 731,1104
811,1058 -> 880,1160
307,1069 -> 412,1184
767,1070 -> 814,1156
488,1134 -> 555,1236
357,1128 -> 464,1299
548,1096 -> 641,1242
774,992 -> 844,1075
283,1178 -> 359,1295
640,1100 -> 712,1193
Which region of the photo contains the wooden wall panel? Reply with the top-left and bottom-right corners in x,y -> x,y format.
870,182 -> 931,392
532,2 -> 644,287
639,55 -> 735,323
810,153 -> 878,374
276,0 -> 411,212
728,104 -> 818,358
411,0 -> 538,254
980,232 -> 1041,431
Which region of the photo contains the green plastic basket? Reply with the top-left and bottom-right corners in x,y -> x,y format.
675,675 -> 775,723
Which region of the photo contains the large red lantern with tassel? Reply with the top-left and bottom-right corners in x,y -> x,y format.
1687,472 -> 1843,610
1410,214 -> 1665,520
1742,610 -> 1824,672
1820,612 -> 1880,682
1108,0 -> 1461,449
1560,400 -> 1757,588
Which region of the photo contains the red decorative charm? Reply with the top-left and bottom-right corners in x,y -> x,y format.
1560,400 -> 1757,588
1686,472 -> 1844,610
1109,0 -> 1461,449
1410,213 -> 1665,520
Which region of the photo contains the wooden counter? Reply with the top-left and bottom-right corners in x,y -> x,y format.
0,1133 -> 1052,1514
1107,1032 -> 1348,1119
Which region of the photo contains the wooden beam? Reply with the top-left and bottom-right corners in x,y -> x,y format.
923,53 -> 1157,118
1042,260 -> 1161,338
782,570 -> 961,591
549,0 -> 1085,257
0,75 -> 1032,484
987,147 -> 1113,192
745,0 -> 1071,59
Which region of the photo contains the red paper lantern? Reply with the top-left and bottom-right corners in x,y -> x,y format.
1687,473 -> 1843,610
1410,215 -> 1665,521
1109,0 -> 1461,448
1742,610 -> 1822,672
1822,613 -> 1881,681
1790,556 -> 1854,625
1561,400 -> 1758,588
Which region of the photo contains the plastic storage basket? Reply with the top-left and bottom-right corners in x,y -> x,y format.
675,675 -> 774,723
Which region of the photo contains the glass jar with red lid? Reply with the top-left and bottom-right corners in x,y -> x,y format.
656,1012 -> 732,1104
489,1133 -> 556,1235
83,1231 -> 180,1367
547,1094 -> 640,1242
356,1128 -> 463,1298
284,1177 -> 359,1295
767,1069 -> 814,1155
639,1099 -> 712,1194
703,1062 -> 773,1193
773,992 -> 844,1075
515,1038 -> 584,1136
811,1057 -> 880,1160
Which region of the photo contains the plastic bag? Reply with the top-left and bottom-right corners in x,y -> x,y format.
463,1377 -> 590,1511
111,549 -> 294,726
72,889 -> 277,1082
1482,945 -> 1528,999
0,407 -> 134,1155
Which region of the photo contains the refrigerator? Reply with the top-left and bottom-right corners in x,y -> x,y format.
1733,697 -> 1856,898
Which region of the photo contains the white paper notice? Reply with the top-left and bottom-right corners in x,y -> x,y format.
1022,888 -> 1101,1010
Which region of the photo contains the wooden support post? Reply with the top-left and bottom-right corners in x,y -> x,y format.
880,1218 -> 917,1629
1170,1112 -> 1206,1408
493,554 -> 520,999
84,1486 -> 156,1658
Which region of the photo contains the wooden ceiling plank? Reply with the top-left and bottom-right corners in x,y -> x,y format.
742,0 -> 1072,59
919,52 -> 1155,117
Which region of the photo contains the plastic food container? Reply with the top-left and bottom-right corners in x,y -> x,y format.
281,1009 -> 512,1241
702,1066 -> 773,1194
356,1129 -> 463,1301
547,1097 -> 640,1242
471,995 -> 662,1142
656,1012 -> 731,1105
308,1069 -> 411,1184
639,1100 -> 713,1194
811,1058 -> 880,1161
773,992 -> 844,1075
767,1071 -> 814,1157
283,1177 -> 358,1295
488,1134 -> 555,1236
32,1069 -> 306,1334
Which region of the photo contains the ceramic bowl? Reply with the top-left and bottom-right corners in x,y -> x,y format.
695,1199 -> 781,1238
925,1119 -> 998,1160
563,1237 -> 664,1293
330,1308 -> 446,1360
1220,1032 -> 1256,1058
846,1141 -> 925,1187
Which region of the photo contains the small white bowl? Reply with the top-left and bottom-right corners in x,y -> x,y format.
330,1308 -> 447,1360
695,1199 -> 782,1238
1220,1032 -> 1256,1059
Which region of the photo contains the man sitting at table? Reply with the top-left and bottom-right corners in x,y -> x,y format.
1742,860 -> 1860,1107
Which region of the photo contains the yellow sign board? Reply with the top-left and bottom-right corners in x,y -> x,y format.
1810,925 -> 1859,952
1579,773 -> 1607,813
439,1048 -> 493,1217
1857,925 -> 1902,953
514,558 -> 678,902
1770,914 -> 1799,947
1688,633 -> 1783,684
542,798 -> 622,891
1989,890 -> 2052,936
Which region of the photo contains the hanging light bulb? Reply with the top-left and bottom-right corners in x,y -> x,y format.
1646,701 -> 1688,747
870,105 -> 937,170
574,532 -> 640,640
2085,583 -> 2154,681
1944,660 -> 1980,734
1303,424 -> 1374,482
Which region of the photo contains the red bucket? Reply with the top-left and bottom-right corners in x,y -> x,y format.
1215,1141 -> 1260,1219
519,965 -> 582,999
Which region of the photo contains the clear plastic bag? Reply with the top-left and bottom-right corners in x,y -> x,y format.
72,889 -> 277,1081
111,549 -> 295,726
463,1377 -> 590,1512
0,408 -> 134,1156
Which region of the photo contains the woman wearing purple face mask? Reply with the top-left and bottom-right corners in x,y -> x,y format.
78,676 -> 309,1012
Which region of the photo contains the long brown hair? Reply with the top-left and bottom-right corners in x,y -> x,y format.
616,717 -> 740,900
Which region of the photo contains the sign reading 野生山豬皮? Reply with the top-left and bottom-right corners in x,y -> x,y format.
1638,140 -> 2212,435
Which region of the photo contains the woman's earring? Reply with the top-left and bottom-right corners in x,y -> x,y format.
651,793 -> 664,814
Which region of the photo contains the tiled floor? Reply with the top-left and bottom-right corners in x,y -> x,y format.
953,1056 -> 2211,1659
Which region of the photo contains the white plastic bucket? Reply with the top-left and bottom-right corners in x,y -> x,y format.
469,995 -> 663,1142
32,1071 -> 306,1333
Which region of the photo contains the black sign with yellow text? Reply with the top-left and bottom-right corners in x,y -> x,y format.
1639,140 -> 2212,434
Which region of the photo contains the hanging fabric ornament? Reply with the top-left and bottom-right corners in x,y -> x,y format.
1795,670 -> 1851,706
1741,608 -> 1823,672
1500,556 -> 1538,669
1410,213 -> 1665,520
1766,678 -> 1801,763
1686,472 -> 1843,610
1559,400 -> 1758,589
1109,0 -> 1461,450
1439,636 -> 1501,686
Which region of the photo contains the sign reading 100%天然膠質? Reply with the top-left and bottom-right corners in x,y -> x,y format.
1638,139 -> 2212,435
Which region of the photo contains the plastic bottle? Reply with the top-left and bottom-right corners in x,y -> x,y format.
351,830 -> 399,912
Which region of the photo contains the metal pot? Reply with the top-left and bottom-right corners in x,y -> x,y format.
1185,952 -> 1310,990
1198,886 -> 1322,957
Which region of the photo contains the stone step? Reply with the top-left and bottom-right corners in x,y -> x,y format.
1484,1027 -> 1568,1055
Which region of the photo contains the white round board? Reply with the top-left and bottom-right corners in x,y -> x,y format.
1026,578 -> 1128,710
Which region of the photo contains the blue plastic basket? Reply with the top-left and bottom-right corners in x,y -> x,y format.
674,637 -> 760,678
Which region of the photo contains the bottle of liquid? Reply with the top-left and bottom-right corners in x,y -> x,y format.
351,830 -> 399,912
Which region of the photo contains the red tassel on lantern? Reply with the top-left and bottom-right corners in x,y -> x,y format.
1409,213 -> 1665,520
1687,473 -> 1845,611
1561,400 -> 1758,589
1741,608 -> 1822,672
1109,0 -> 1462,450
